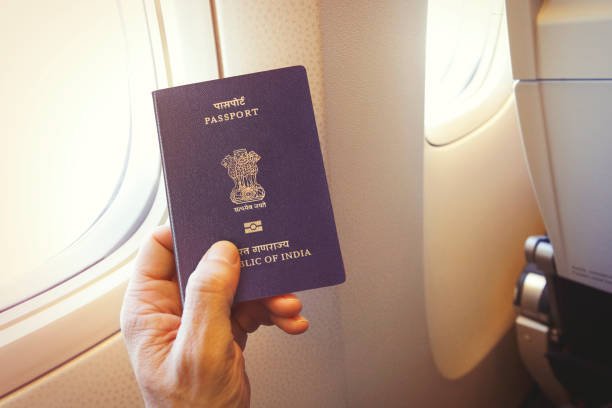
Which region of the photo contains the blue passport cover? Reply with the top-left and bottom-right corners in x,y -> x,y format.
153,66 -> 345,302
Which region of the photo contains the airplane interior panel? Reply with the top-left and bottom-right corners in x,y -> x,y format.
1,1 -> 611,407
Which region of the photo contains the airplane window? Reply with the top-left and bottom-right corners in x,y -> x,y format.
425,0 -> 512,145
0,0 -> 162,311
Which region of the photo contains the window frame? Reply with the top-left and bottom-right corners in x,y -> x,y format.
0,0 -> 169,396
425,0 -> 513,146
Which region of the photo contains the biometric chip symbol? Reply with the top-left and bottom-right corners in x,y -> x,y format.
243,220 -> 263,234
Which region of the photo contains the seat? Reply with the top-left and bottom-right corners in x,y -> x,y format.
507,1 -> 612,405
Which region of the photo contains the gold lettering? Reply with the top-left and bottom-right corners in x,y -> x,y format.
240,257 -> 262,268
280,248 -> 312,261
204,107 -> 260,126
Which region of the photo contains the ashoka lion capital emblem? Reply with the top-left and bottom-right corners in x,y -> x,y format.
221,148 -> 266,204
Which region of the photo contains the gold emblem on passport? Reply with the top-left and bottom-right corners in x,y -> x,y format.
221,148 -> 266,204
244,220 -> 263,234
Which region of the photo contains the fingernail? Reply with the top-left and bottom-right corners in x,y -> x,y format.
204,241 -> 239,265
280,294 -> 298,302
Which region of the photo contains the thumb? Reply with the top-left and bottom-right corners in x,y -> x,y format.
180,241 -> 240,339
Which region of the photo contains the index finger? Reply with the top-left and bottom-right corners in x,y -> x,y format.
132,224 -> 176,282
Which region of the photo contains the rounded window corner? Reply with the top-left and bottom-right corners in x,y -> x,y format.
425,0 -> 513,146
0,0 -> 170,396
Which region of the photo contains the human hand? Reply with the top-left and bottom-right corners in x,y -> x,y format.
120,225 -> 309,407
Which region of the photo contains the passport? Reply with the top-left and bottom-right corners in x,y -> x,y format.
153,66 -> 345,302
